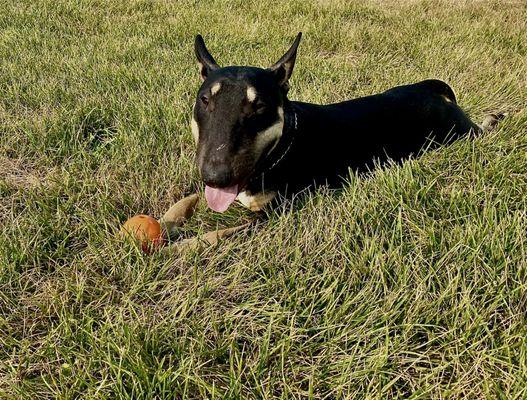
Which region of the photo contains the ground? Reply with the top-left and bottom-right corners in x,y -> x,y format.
1,0 -> 527,398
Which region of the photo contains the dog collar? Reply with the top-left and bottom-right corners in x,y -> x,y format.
266,107 -> 298,171
245,102 -> 299,189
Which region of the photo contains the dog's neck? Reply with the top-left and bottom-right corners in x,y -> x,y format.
248,99 -> 300,186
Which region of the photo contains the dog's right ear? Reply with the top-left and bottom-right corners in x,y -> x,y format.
195,35 -> 219,81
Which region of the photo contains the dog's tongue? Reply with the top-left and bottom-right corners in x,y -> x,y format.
205,184 -> 239,212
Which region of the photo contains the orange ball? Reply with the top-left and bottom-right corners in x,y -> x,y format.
121,214 -> 164,253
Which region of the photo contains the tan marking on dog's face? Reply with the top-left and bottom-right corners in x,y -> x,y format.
191,117 -> 199,144
246,86 -> 257,102
253,107 -> 284,158
442,94 -> 452,103
211,82 -> 222,96
237,190 -> 277,211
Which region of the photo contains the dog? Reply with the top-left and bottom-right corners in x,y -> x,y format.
192,33 -> 502,212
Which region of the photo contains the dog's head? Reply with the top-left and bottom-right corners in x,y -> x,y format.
192,33 -> 302,212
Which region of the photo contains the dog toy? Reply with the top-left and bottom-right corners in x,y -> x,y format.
161,223 -> 250,253
159,193 -> 199,238
120,214 -> 164,253
121,193 -> 248,254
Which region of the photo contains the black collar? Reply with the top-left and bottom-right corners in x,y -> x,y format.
267,102 -> 298,171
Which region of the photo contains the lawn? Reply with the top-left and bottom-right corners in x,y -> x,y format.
1,0 -> 527,398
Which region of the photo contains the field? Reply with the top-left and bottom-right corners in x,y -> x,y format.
1,0 -> 527,398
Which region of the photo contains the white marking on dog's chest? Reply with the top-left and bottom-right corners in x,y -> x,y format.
237,190 -> 277,211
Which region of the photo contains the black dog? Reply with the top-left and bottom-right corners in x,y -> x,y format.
192,33 -> 501,212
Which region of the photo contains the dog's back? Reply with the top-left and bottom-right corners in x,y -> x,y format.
243,79 -> 481,193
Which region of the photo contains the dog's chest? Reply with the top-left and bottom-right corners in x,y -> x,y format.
236,190 -> 277,211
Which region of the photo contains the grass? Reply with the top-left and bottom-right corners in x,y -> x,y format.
1,0 -> 527,398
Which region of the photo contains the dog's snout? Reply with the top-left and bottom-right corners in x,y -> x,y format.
201,163 -> 234,188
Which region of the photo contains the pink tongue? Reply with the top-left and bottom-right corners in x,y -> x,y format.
205,184 -> 239,212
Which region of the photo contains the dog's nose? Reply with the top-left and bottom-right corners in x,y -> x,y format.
201,164 -> 234,188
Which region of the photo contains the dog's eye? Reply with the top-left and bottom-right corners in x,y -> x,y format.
200,95 -> 209,106
254,101 -> 266,114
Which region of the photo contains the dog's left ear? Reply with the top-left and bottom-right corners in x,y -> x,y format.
195,34 -> 220,81
268,32 -> 302,89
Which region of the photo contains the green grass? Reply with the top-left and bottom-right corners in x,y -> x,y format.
1,0 -> 527,398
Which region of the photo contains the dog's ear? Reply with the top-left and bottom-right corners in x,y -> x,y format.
195,35 -> 219,81
268,32 -> 302,89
